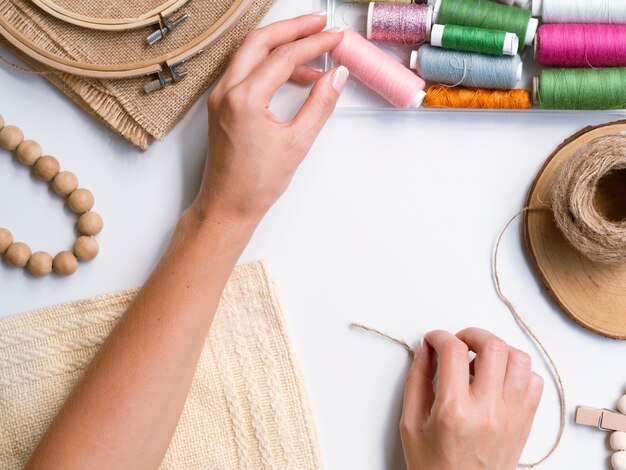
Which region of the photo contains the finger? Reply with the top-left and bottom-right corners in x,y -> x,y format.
502,347 -> 532,400
402,340 -> 437,429
423,330 -> 470,397
456,328 -> 508,397
291,64 -> 324,84
243,30 -> 345,106
220,13 -> 328,88
287,66 -> 346,150
524,372 -> 544,413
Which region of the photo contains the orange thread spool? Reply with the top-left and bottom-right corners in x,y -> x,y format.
424,85 -> 532,109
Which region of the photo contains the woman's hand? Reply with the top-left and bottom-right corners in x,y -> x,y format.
401,328 -> 544,470
192,13 -> 348,226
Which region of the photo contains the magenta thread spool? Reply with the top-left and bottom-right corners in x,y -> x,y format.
536,24 -> 626,68
366,2 -> 433,45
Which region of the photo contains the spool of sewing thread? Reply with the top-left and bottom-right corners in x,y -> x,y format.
536,24 -> 626,68
532,0 -> 626,24
535,69 -> 626,109
410,45 -> 522,90
331,28 -> 426,108
429,0 -> 538,52
431,24 -> 518,56
367,3 -> 432,45
424,85 -> 532,108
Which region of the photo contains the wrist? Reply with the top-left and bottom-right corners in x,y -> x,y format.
180,203 -> 259,243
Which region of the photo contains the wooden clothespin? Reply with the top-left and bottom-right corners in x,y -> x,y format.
576,406 -> 626,433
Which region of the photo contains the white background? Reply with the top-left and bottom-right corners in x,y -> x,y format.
1,1 -> 626,468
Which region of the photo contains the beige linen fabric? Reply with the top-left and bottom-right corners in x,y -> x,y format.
0,261 -> 323,469
0,0 -> 272,150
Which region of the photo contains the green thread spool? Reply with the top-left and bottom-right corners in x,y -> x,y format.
430,24 -> 519,56
537,69 -> 626,110
430,0 -> 538,53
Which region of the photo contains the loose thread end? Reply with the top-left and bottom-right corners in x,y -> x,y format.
350,322 -> 415,356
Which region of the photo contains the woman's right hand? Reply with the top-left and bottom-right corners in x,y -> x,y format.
192,13 -> 348,228
401,328 -> 544,470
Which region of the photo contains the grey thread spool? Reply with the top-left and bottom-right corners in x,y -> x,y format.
410,45 -> 522,90
552,134 -> 626,264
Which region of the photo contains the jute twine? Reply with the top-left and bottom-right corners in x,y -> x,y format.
552,134 -> 626,264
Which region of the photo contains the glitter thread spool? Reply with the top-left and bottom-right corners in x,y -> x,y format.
410,45 -> 523,90
331,28 -> 426,108
424,85 -> 532,109
429,0 -> 538,52
532,0 -> 626,24
430,24 -> 519,56
535,69 -> 626,110
536,24 -> 626,68
366,2 -> 432,45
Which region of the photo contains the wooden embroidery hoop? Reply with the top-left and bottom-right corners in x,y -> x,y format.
30,0 -> 189,31
525,120 -> 626,340
0,0 -> 253,84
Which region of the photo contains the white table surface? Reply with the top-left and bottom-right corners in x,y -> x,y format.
2,2 -> 626,468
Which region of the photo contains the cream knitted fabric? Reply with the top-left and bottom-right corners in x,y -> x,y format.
0,261 -> 324,469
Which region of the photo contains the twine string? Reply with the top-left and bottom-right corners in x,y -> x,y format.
0,53 -> 50,75
350,323 -> 414,355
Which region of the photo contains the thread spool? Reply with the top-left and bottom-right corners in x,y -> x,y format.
424,85 -> 531,108
431,24 -> 518,56
429,0 -> 538,52
551,134 -> 626,264
367,3 -> 432,45
532,0 -> 626,24
410,45 -> 522,90
536,24 -> 626,68
535,69 -> 626,110
331,28 -> 426,108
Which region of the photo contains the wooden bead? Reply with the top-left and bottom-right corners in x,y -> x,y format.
28,251 -> 53,277
619,395 -> 626,415
0,125 -> 24,151
33,155 -> 60,181
53,251 -> 78,276
0,115 -> 4,129
613,451 -> 626,470
73,236 -> 99,261
16,140 -> 42,166
612,433 -> 626,451
0,228 -> 13,253
5,242 -> 31,268
67,188 -> 94,214
52,171 -> 78,197
77,211 -> 104,236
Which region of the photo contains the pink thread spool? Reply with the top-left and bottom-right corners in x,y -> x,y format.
536,24 -> 626,68
331,28 -> 426,108
366,2 -> 432,45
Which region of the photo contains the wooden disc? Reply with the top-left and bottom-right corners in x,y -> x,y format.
525,120 -> 626,339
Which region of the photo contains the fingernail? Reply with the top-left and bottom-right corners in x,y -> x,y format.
413,340 -> 422,360
332,66 -> 349,93
311,10 -> 327,16
326,26 -> 348,33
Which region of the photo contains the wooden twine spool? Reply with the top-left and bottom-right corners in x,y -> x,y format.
0,115 -> 103,277
525,120 -> 626,339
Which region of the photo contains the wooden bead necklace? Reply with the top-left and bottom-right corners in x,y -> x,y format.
0,115 -> 103,277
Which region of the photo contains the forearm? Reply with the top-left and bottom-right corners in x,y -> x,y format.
27,207 -> 258,470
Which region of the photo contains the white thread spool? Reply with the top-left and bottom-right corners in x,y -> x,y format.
532,0 -> 626,24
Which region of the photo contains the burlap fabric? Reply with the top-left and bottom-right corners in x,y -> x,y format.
0,0 -> 272,150
0,262 -> 324,469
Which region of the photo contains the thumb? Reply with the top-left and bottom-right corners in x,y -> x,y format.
289,66 -> 348,147
401,340 -> 436,430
